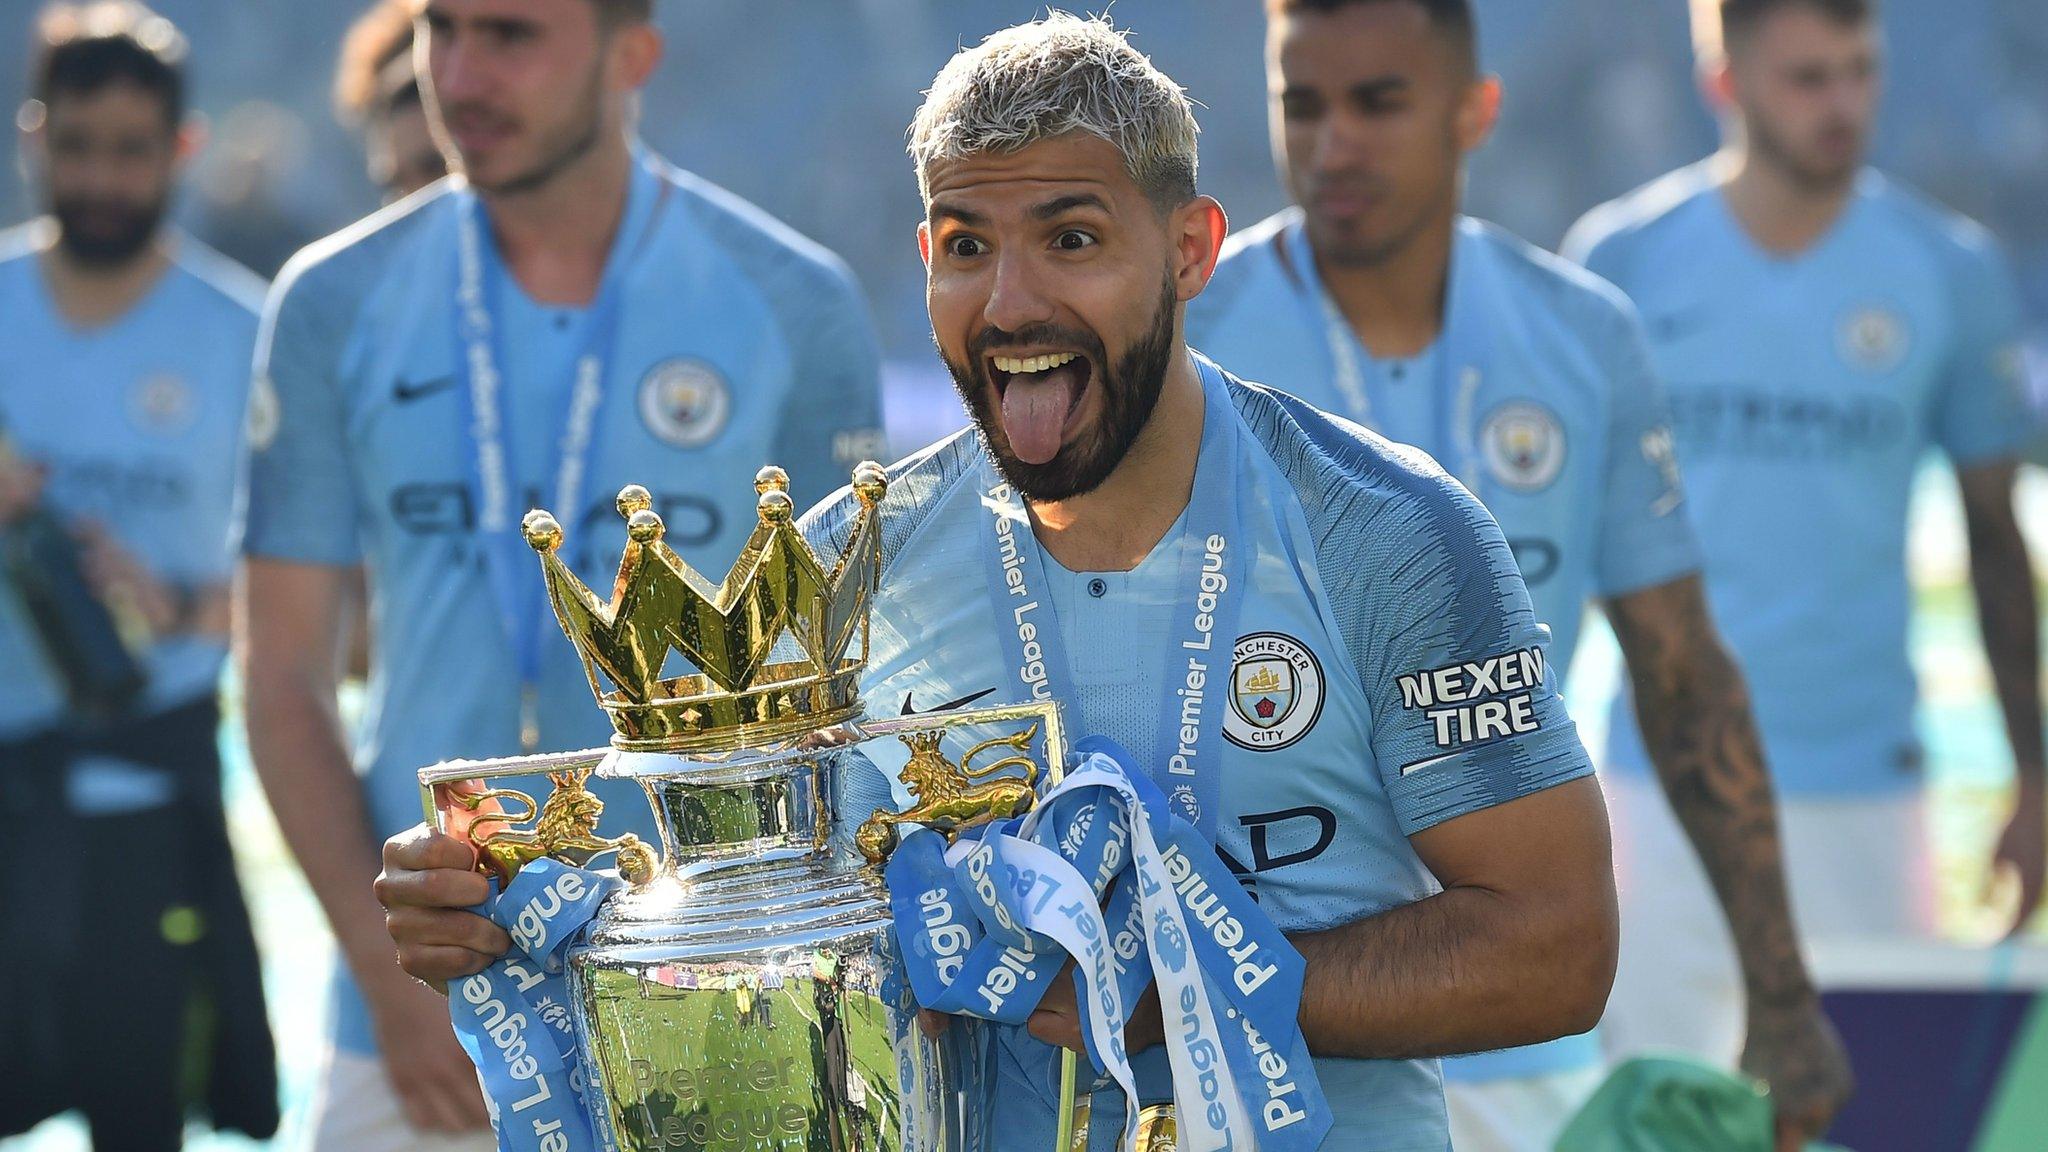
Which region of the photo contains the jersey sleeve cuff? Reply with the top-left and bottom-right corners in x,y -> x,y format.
1594,536 -> 1704,599
234,522 -> 363,567
1387,721 -> 1595,837
1943,428 -> 2034,470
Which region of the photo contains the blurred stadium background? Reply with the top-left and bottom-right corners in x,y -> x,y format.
3,0 -> 2046,1149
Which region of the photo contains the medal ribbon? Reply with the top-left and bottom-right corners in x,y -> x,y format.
448,858 -> 621,1152
453,164 -> 670,750
977,357 -> 1247,838
1287,217 -> 1488,490
885,739 -> 1331,1152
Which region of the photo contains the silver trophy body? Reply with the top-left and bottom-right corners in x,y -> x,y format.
422,704 -> 1067,1152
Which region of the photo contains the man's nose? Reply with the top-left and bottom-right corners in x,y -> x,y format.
1311,111 -> 1371,177
982,250 -> 1057,334
432,37 -> 491,107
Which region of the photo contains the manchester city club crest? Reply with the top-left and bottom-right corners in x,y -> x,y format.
129,373 -> 196,436
246,374 -> 280,452
638,357 -> 731,448
1837,304 -> 1910,373
1224,632 -> 1324,751
1478,400 -> 1566,492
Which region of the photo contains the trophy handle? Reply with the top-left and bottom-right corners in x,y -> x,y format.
848,699 -> 1070,864
418,749 -> 658,886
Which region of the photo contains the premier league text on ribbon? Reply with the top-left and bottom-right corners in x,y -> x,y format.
990,480 -> 1054,701
449,860 -> 620,1152
1168,533 -> 1229,790
1157,841 -> 1280,997
888,745 -> 1332,1151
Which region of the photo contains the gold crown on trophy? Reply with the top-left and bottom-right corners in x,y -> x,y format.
521,462 -> 888,752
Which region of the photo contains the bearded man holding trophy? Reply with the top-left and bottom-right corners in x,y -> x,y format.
377,15 -> 1618,1152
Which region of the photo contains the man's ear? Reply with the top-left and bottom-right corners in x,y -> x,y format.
173,112 -> 207,173
611,21 -> 664,92
917,219 -> 933,270
1457,75 -> 1503,154
1698,56 -> 1736,114
1172,195 -> 1228,303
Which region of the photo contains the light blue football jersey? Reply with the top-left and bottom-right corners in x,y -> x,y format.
0,225 -> 263,739
1565,166 -> 2037,796
1193,212 -> 1700,1084
238,149 -> 885,1054
1192,211 -> 1700,675
803,361 -> 1594,1152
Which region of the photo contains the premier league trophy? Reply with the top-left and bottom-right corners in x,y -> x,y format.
418,465 -> 1068,1152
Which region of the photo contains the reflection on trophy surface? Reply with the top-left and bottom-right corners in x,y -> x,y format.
419,464 -> 1067,1152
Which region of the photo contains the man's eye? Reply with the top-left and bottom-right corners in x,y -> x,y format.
1054,230 -> 1096,251
947,236 -> 986,258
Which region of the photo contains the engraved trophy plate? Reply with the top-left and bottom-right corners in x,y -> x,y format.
419,465 -> 1076,1152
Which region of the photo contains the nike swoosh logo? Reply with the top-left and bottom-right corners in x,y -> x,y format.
1399,750 -> 1465,778
899,686 -> 999,717
1647,307 -> 1715,343
392,375 -> 457,403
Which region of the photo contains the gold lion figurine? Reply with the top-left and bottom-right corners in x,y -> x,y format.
456,766 -> 655,885
856,724 -> 1041,863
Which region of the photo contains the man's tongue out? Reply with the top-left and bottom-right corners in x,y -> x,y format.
999,359 -> 1085,465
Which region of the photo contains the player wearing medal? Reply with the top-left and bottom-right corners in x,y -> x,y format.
0,7 -> 278,1149
1188,1 -> 1850,1147
236,1 -> 884,1149
1563,0 -> 2043,1071
380,14 -> 1618,1151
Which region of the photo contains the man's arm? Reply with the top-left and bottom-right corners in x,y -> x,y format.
1035,779 -> 1616,1057
1291,776 -> 1615,1058
1607,574 -> 1852,1144
237,557 -> 489,1132
1023,779 -> 1612,1060
1957,460 -> 2045,933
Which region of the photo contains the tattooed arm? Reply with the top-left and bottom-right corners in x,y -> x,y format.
1957,460 -> 2045,935
1607,575 -> 1852,1149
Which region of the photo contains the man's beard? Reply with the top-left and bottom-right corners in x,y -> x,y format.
1297,139 -> 1459,269
1749,114 -> 1862,194
51,195 -> 165,268
943,269 -> 1179,503
1306,202 -> 1434,270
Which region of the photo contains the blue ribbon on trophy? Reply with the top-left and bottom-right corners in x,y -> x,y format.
887,739 -> 1332,1152
449,858 -> 621,1152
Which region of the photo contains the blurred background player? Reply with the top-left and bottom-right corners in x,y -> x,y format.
234,0 -> 884,1149
1565,0 -> 2045,1070
334,0 -> 447,202
0,5 -> 277,1150
1190,1 -> 1849,1146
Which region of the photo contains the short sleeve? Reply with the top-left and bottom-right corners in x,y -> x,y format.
191,307 -> 263,582
1591,303 -> 1702,596
771,263 -> 887,508
233,261 -> 365,565
1933,236 -> 2036,467
1361,472 -> 1594,836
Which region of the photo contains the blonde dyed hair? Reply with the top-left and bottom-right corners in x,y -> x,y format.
908,12 -> 1199,207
